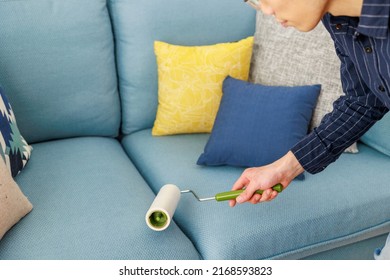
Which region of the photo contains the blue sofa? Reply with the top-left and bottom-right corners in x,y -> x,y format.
0,0 -> 389,260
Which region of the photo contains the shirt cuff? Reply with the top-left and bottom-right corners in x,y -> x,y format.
290,130 -> 337,174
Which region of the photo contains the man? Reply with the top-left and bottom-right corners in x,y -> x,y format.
231,0 -> 390,206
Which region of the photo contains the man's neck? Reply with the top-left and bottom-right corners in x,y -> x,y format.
326,0 -> 364,17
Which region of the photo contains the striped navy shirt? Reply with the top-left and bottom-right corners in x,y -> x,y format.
291,0 -> 390,174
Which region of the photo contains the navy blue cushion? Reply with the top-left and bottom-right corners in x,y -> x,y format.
197,76 -> 320,179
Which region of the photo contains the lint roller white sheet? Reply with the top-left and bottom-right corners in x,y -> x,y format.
145,184 -> 181,231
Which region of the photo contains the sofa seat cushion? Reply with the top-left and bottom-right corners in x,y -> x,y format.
0,137 -> 200,260
122,130 -> 390,259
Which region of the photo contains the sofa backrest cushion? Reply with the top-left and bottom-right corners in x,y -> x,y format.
360,112 -> 390,157
0,0 -> 120,143
108,0 -> 256,135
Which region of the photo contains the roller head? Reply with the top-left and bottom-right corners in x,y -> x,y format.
145,184 -> 181,231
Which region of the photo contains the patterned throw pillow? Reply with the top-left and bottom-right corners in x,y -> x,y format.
152,37 -> 253,136
250,13 -> 342,130
0,87 -> 32,177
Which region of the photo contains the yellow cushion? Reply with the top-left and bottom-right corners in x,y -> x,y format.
152,37 -> 253,136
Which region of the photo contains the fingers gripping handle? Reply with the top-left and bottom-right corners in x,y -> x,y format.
214,183 -> 283,202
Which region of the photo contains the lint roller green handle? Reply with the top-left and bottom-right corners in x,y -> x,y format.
214,183 -> 283,202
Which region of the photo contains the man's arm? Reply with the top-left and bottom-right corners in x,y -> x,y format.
291,44 -> 388,174
231,35 -> 388,206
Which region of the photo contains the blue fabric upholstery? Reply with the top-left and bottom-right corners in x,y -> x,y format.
0,137 -> 200,260
122,130 -> 390,259
107,0 -> 256,135
0,0 -> 120,143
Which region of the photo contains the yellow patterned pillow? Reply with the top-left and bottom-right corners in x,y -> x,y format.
152,37 -> 253,136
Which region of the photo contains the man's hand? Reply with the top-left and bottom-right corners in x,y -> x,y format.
229,151 -> 304,207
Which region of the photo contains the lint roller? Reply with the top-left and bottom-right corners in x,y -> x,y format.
145,183 -> 283,231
